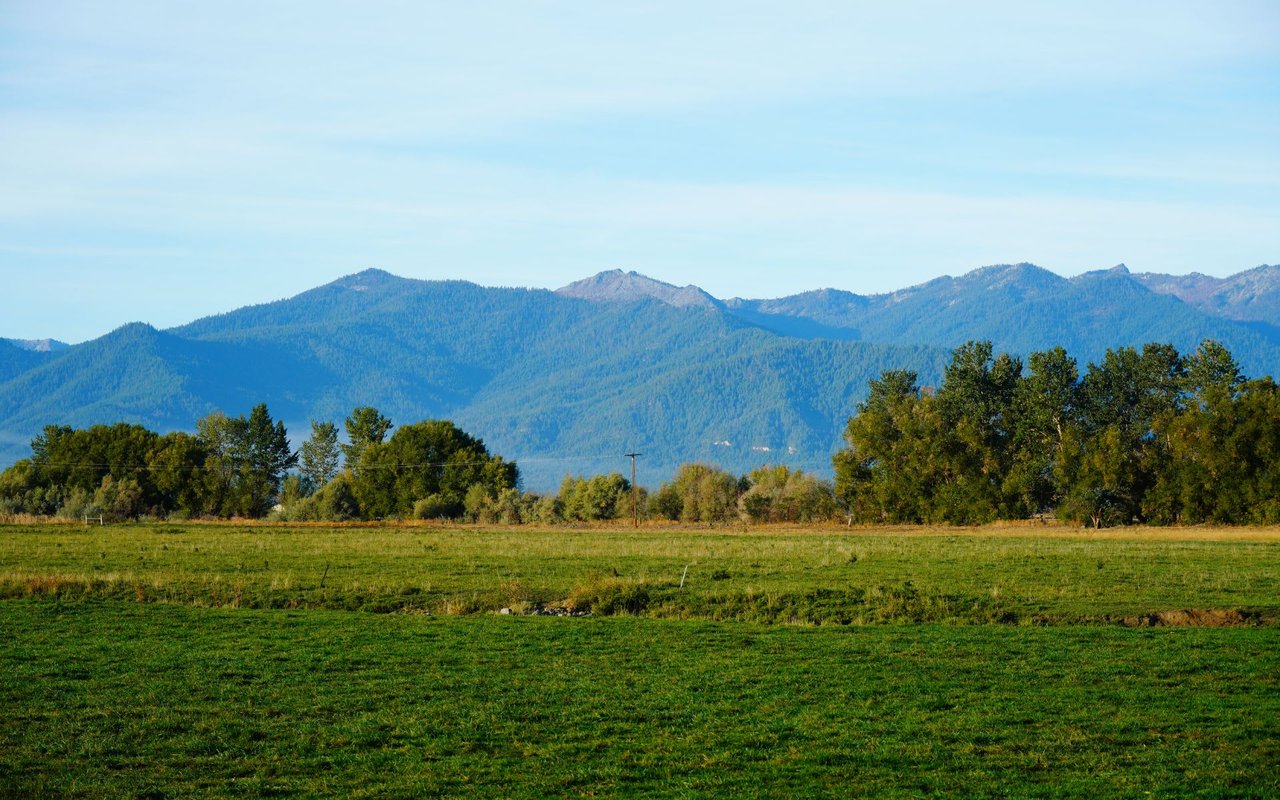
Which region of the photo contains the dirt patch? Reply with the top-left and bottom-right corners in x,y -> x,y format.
1120,608 -> 1258,627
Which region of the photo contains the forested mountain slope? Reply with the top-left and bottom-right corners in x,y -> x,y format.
1,263 -> 1276,489
0,270 -> 950,488
1134,264 -> 1280,324
723,264 -> 1280,374
0,340 -> 49,385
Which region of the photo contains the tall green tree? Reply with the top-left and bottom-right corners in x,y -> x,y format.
558,473 -> 630,521
934,341 -> 1023,519
1055,424 -> 1141,528
1007,347 -> 1080,513
1063,344 -> 1186,524
835,369 -> 931,522
244,403 -> 297,515
351,419 -> 516,519
196,404 -> 296,517
1183,339 -> 1244,407
196,410 -> 241,516
342,407 -> 392,472
147,432 -> 208,515
299,420 -> 340,493
1230,378 -> 1280,523
1144,360 -> 1275,525
837,343 -> 1029,525
1079,344 -> 1184,439
654,463 -> 740,523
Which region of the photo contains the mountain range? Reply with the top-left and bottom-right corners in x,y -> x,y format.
2,262 -> 1277,490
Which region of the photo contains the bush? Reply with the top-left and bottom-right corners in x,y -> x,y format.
526,495 -> 561,525
414,494 -> 452,520
557,473 -> 630,521
56,487 -> 100,521
272,473 -> 361,521
655,463 -> 740,523
93,476 -> 146,521
493,488 -> 533,525
567,578 -> 653,615
314,474 -> 360,520
463,484 -> 493,523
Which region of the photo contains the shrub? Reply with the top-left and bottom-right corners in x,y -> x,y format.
526,495 -> 561,525
314,474 -> 360,520
413,493 -> 452,520
93,476 -> 146,521
655,463 -> 740,523
557,473 -> 631,521
567,577 -> 653,615
56,487 -> 99,521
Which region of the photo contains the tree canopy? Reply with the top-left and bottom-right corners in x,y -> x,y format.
834,339 -> 1280,526
0,407 -> 517,523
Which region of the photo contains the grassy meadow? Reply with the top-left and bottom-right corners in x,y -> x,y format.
2,521 -> 1278,797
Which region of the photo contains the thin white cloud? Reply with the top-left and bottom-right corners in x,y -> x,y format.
0,243 -> 191,258
1,1 -> 1276,340
5,2 -> 1276,137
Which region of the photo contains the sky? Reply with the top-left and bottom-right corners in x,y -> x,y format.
2,1 -> 1277,343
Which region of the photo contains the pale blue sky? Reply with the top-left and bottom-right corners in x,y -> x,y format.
2,1 -> 1277,342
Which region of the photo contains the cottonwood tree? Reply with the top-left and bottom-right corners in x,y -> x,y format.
1006,347 -> 1079,514
300,420 -> 340,493
351,419 -> 516,519
654,463 -> 739,523
197,404 -> 296,517
557,473 -> 630,521
341,406 -> 392,473
740,465 -> 834,523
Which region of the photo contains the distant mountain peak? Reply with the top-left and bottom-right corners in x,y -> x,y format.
1134,263 -> 1280,323
1,338 -> 69,353
1076,263 -> 1138,282
959,262 -> 1062,286
968,261 -> 1042,275
880,262 -> 1065,305
331,268 -> 406,292
556,270 -> 719,309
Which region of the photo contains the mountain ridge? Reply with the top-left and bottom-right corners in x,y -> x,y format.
1,338 -> 70,353
2,262 -> 1278,489
556,269 -> 720,309
1133,264 -> 1280,323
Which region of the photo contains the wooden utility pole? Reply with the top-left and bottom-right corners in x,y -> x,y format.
625,451 -> 642,528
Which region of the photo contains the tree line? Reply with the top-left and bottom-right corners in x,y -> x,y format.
835,339 -> 1280,526
0,403 -> 834,525
3,337 -> 1275,527
0,405 -> 517,522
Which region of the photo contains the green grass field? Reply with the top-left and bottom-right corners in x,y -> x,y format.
2,522 -> 1278,797
3,522 -> 1279,622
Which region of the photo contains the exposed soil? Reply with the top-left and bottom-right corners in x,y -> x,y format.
1120,608 -> 1259,627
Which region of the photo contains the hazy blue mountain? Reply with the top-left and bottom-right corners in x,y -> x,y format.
0,340 -> 48,385
0,322 -> 335,433
0,270 -> 950,488
556,269 -> 720,308
2,263 -> 1277,489
0,337 -> 70,384
1134,264 -> 1280,326
1,338 -> 70,353
722,263 -> 1280,375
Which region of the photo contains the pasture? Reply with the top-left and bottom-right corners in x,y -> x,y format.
2,522 -> 1278,797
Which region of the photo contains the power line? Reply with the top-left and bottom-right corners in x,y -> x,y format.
25,452 -> 646,473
